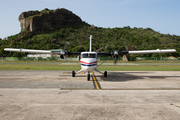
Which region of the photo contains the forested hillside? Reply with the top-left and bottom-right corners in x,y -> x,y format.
0,22 -> 180,57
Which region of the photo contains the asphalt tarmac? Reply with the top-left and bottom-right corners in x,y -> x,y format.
0,70 -> 180,119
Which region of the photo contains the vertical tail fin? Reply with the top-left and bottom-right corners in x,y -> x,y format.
90,35 -> 92,52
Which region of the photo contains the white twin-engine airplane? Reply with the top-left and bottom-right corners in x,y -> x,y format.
4,35 -> 176,81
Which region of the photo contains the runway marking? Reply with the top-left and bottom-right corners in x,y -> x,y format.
92,72 -> 101,89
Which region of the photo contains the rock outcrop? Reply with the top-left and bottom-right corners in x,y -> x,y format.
19,8 -> 82,33
122,46 -> 137,61
96,48 -> 104,52
51,39 -> 59,46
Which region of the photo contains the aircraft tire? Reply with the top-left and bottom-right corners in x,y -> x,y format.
104,71 -> 107,77
72,71 -> 75,77
87,74 -> 90,81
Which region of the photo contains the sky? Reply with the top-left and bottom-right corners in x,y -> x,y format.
0,0 -> 180,39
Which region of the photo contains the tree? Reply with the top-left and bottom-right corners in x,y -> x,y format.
0,46 -> 5,57
72,46 -> 85,52
12,52 -> 25,57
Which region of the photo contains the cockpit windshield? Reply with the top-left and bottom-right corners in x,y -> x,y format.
82,53 -> 96,58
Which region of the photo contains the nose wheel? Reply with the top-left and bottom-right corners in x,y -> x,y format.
87,73 -> 90,81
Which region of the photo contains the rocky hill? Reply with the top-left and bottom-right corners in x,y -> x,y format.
19,8 -> 82,33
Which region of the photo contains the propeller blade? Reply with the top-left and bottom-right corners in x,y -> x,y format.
64,56 -> 68,62
114,55 -> 118,65
64,42 -> 70,51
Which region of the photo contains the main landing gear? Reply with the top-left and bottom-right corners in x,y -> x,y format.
72,71 -> 107,81
104,71 -> 107,77
72,71 -> 75,77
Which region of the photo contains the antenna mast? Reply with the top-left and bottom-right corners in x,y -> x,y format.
90,35 -> 92,52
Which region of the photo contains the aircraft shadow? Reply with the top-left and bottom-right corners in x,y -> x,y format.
60,71 -> 180,82
96,72 -> 180,82
97,72 -> 143,82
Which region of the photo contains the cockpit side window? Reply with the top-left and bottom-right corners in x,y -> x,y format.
82,53 -> 96,58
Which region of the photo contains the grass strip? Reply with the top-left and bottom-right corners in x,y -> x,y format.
0,60 -> 180,64
0,64 -> 180,71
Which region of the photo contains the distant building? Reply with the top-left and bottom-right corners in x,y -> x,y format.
27,54 -> 51,58
27,49 -> 63,58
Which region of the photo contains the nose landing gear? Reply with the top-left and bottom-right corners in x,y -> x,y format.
87,72 -> 90,81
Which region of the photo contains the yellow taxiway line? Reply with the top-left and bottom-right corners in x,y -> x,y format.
91,72 -> 100,89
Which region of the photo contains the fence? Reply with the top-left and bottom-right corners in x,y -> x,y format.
99,57 -> 122,61
136,57 -> 180,61
0,57 -> 6,61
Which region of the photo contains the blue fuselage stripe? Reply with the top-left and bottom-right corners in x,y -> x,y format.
81,64 -> 97,66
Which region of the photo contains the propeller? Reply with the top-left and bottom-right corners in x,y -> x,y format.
60,42 -> 70,60
105,45 -> 120,65
105,45 -> 131,64
64,41 -> 70,51
112,50 -> 119,65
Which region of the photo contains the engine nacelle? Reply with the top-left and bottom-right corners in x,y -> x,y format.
50,49 -> 67,58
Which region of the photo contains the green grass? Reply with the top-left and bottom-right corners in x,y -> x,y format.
0,61 -> 180,71
0,64 -> 80,70
1,60 -> 180,64
0,63 -> 180,71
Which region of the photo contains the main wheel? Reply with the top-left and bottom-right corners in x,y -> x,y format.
87,74 -> 90,81
72,71 -> 75,77
104,71 -> 107,77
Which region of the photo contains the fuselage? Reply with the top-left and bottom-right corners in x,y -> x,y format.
80,52 -> 98,72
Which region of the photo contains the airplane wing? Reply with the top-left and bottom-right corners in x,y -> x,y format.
4,48 -> 51,54
4,48 -> 176,56
98,49 -> 176,56
4,48 -> 82,56
128,49 -> 176,54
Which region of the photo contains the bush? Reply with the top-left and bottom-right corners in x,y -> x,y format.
26,57 -> 36,61
130,55 -> 136,61
47,57 -> 57,61
37,57 -> 45,61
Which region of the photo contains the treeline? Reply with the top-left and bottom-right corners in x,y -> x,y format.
0,23 -> 180,57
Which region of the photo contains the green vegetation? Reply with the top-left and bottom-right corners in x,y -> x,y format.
28,9 -> 53,18
0,23 -> 180,57
1,60 -> 180,64
0,63 -> 180,71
